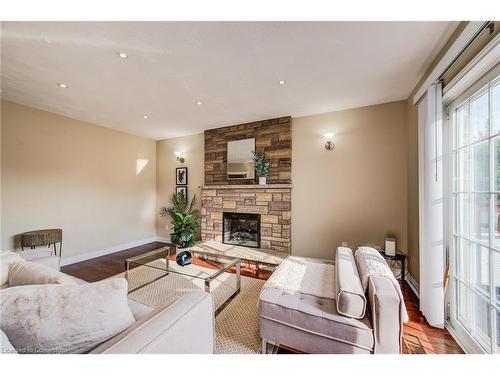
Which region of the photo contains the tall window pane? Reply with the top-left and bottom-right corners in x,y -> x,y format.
458,238 -> 470,281
472,194 -> 489,245
472,244 -> 489,296
492,81 -> 500,136
494,251 -> 500,307
457,194 -> 470,236
472,294 -> 491,352
494,195 -> 500,250
471,90 -> 489,142
457,103 -> 470,147
458,148 -> 470,192
494,137 -> 500,191
457,281 -> 471,330
472,140 -> 489,191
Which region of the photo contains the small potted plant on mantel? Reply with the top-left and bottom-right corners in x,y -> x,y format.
159,192 -> 199,253
252,150 -> 270,185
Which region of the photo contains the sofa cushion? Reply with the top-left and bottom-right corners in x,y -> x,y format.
259,287 -> 374,353
8,261 -> 77,287
335,247 -> 366,319
263,256 -> 335,299
1,329 -> 17,354
0,251 -> 25,287
0,278 -> 136,354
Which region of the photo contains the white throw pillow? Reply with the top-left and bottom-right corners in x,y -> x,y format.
354,247 -> 395,291
0,251 -> 25,287
0,329 -> 17,354
355,246 -> 409,322
0,278 -> 135,354
8,261 -> 76,287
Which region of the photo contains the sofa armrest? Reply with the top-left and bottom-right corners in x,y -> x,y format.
90,291 -> 214,354
367,276 -> 403,354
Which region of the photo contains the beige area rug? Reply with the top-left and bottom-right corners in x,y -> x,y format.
117,259 -> 266,354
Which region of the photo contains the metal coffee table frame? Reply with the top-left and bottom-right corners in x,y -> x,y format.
125,246 -> 241,315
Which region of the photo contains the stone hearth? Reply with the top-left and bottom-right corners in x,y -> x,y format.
201,184 -> 292,254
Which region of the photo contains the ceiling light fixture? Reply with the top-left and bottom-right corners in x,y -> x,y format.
117,52 -> 128,59
196,101 -> 202,105
56,83 -> 68,89
143,115 -> 149,119
279,80 -> 286,85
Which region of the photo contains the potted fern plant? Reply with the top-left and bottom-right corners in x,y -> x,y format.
159,192 -> 199,252
251,151 -> 270,185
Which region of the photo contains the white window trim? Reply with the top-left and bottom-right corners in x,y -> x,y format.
443,33 -> 500,106
413,21 -> 487,105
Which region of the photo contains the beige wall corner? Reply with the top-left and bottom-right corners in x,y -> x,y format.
156,133 -> 204,240
292,100 -> 408,259
1,100 -> 157,261
405,22 -> 467,284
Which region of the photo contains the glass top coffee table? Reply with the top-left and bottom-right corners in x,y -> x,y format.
125,245 -> 241,315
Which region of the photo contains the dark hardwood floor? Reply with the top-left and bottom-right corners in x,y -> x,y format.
61,242 -> 464,354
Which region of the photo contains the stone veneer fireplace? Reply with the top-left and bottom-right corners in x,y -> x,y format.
201,116 -> 292,255
201,184 -> 292,254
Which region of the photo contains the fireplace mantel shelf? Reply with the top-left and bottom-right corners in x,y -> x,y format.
201,184 -> 292,190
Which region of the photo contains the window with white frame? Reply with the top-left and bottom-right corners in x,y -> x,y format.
450,69 -> 500,353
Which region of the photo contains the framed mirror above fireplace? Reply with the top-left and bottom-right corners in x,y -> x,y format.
227,138 -> 255,180
223,212 -> 260,248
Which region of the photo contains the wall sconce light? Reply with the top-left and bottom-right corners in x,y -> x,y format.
175,151 -> 185,164
324,133 -> 335,150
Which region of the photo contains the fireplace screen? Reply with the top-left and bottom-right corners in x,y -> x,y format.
223,212 -> 260,248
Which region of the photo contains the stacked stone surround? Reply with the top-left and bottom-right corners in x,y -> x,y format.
201,184 -> 292,254
204,116 -> 291,185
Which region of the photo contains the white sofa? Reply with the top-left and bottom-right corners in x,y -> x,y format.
0,250 -> 215,354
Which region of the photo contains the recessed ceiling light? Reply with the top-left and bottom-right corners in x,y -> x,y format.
56,83 -> 68,89
117,52 -> 128,59
196,101 -> 202,105
279,80 -> 286,85
143,115 -> 149,119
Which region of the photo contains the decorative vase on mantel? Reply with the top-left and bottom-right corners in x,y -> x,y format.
259,176 -> 267,185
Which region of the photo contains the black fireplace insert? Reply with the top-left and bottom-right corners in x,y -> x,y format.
223,212 -> 260,248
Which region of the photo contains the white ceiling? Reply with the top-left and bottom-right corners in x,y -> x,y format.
1,21 -> 458,140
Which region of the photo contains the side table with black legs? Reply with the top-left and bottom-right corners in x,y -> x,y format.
379,250 -> 406,285
20,228 -> 63,257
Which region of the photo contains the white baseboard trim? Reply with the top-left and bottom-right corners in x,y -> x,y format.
405,273 -> 420,299
156,236 -> 170,243
60,237 -> 160,266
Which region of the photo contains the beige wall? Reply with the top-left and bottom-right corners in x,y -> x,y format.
156,133 -> 204,240
154,101 -> 408,259
1,100 -> 157,262
292,101 -> 408,259
405,22 -> 467,284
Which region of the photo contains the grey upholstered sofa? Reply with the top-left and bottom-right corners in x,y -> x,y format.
258,247 -> 405,354
0,250 -> 214,354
